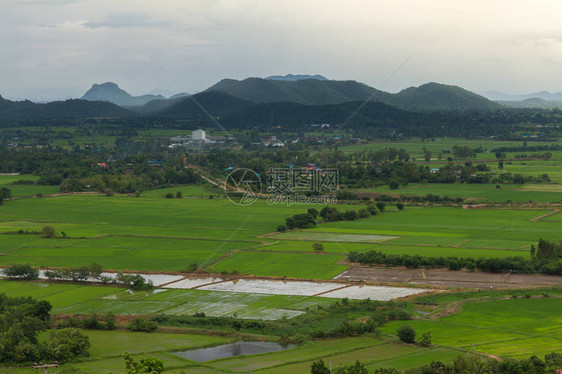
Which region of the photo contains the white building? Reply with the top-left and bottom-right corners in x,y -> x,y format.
192,129 -> 206,140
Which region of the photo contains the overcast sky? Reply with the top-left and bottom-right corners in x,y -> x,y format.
3,0 -> 562,100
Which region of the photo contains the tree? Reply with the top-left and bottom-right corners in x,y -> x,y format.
41,225 -> 56,238
123,352 -> 164,374
313,243 -> 324,252
423,147 -> 432,163
389,180 -> 399,190
0,187 -> 11,205
417,331 -> 432,347
311,360 -> 330,374
397,325 -> 416,344
2,263 -> 39,280
175,191 -> 182,198
376,202 -> 386,212
307,208 -> 319,218
333,360 -> 368,374
396,203 -> 404,211
46,328 -> 90,361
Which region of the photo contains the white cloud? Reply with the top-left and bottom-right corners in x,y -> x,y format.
3,0 -> 562,100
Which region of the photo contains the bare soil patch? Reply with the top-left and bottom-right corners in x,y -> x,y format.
336,266 -> 562,289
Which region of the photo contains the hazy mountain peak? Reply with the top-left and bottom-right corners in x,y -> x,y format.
81,82 -> 165,107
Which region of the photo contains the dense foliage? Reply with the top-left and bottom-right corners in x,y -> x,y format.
348,247 -> 562,275
153,298 -> 410,340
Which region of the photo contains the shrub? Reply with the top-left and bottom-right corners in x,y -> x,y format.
312,243 -> 324,252
396,203 -> 404,211
164,192 -> 174,198
397,325 -> 416,344
417,331 -> 432,347
128,317 -> 157,332
41,225 -> 56,238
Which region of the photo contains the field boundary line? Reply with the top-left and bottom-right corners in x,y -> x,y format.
313,284 -> 353,297
190,278 -> 237,290
530,208 -> 560,222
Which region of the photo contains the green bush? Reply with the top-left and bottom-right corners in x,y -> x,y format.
128,317 -> 157,332
397,325 -> 416,344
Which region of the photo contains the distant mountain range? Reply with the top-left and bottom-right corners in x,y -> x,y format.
0,76 -> 506,124
81,82 -> 167,107
265,74 -> 328,81
481,90 -> 562,109
482,90 -> 562,101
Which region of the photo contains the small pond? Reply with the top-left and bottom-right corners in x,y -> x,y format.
173,341 -> 295,361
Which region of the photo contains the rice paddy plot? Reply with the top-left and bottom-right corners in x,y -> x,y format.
381,297 -> 562,359
256,240 -> 375,254
269,231 -> 399,242
355,183 -> 562,203
0,280 -> 337,320
310,207 -> 562,242
208,251 -> 348,279
320,285 -> 430,300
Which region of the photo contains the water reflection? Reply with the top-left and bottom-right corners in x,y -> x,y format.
173,341 -> 295,361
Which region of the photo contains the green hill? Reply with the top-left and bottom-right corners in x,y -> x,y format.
0,95 -> 132,120
204,78 -> 499,111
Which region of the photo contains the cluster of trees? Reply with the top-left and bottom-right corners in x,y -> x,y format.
44,263 -> 103,281
513,152 -> 552,159
57,313 -> 116,331
492,144 -> 562,153
531,239 -> 562,261
0,294 -> 90,364
0,142 -> 199,194
128,317 -> 158,332
282,205 -> 383,230
2,263 -> 154,290
374,193 -> 464,204
348,249 -> 562,275
2,263 -> 39,280
315,352 -> 562,374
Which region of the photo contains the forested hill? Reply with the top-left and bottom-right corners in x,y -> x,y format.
392,82 -> 503,111
204,77 -> 388,106
0,95 -> 132,120
204,78 -> 501,111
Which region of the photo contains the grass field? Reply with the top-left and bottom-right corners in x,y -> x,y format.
0,174 -> 59,197
381,297 -> 562,359
354,183 -> 562,203
1,195 -> 559,278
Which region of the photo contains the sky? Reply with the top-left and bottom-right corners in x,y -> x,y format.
2,0 -> 562,101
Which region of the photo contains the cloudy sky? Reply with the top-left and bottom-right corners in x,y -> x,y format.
2,0 -> 562,100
